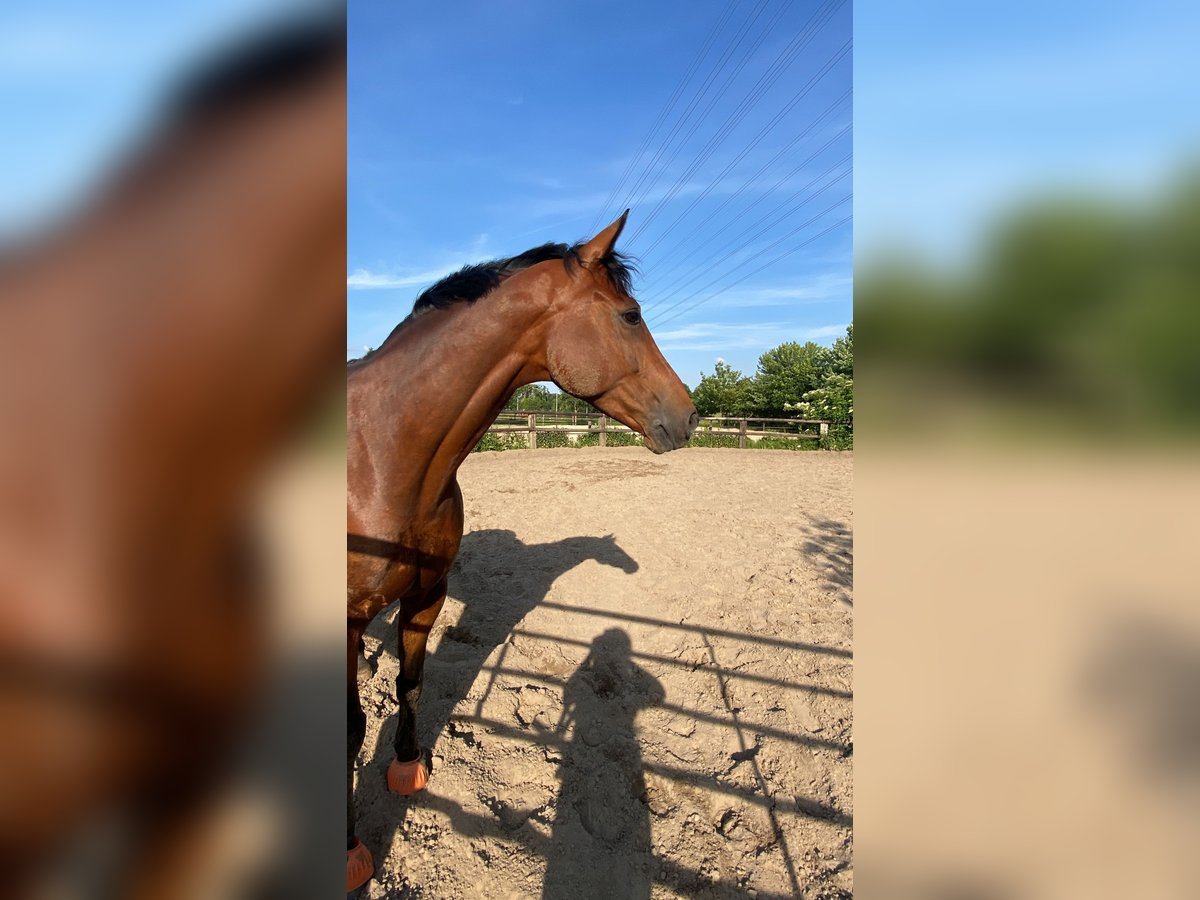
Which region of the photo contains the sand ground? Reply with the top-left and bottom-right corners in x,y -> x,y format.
355,447 -> 853,899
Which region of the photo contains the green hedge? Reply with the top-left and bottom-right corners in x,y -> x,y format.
819,425 -> 854,450
535,431 -> 574,449
473,433 -> 525,452
687,433 -> 741,449
577,430 -> 643,448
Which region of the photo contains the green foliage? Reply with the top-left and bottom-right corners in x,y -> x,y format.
754,341 -> 830,416
506,383 -> 553,410
794,372 -> 854,423
574,430 -> 642,448
604,431 -> 642,447
473,433 -> 524,452
748,437 -> 806,451
688,327 -> 853,439
535,431 -> 574,449
691,360 -> 756,417
505,383 -> 598,414
819,425 -> 854,450
858,169 -> 1200,439
687,432 -> 741,449
829,324 -> 853,376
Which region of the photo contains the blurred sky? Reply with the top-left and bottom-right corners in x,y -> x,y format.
856,0 -> 1200,265
348,0 -> 853,388
0,1 -> 315,237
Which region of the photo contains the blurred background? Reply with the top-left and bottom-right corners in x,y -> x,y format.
1,1 -> 344,895
855,2 -> 1200,897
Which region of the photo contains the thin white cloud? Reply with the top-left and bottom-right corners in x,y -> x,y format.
679,273 -> 852,308
348,233 -> 491,290
655,321 -> 848,352
346,265 -> 460,290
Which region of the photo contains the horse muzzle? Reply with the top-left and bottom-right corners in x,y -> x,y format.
645,408 -> 699,454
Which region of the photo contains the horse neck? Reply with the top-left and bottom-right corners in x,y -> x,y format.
353,286 -> 552,508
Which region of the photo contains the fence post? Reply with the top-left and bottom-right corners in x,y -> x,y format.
738,419 -> 747,449
819,421 -> 829,437
599,414 -> 607,448
528,413 -> 537,450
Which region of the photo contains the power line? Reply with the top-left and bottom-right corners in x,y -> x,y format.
649,213 -> 852,330
648,159 -> 851,309
587,0 -> 739,235
637,86 -> 850,263
648,194 -> 851,326
619,0 -> 780,219
643,119 -> 850,291
627,0 -> 849,244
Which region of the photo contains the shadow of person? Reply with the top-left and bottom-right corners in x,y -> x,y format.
357,530 -> 639,815
542,628 -> 664,900
411,530 -> 636,752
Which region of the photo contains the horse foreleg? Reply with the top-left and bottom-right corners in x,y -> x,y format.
346,623 -> 373,895
388,578 -> 446,794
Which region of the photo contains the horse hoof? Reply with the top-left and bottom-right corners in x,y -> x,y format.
347,838 -> 373,896
387,755 -> 429,795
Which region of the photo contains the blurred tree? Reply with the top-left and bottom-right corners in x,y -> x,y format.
856,166 -> 1200,439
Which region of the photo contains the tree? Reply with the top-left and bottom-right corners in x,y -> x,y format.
506,384 -> 553,410
692,361 -> 755,417
753,341 -> 829,416
829,324 -> 853,376
794,372 -> 853,423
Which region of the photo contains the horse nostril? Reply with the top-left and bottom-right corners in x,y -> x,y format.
687,410 -> 699,435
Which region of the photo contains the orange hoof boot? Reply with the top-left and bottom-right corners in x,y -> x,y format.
387,754 -> 429,795
347,838 -> 373,897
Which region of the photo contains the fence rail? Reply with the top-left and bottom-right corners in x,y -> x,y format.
483,410 -> 850,450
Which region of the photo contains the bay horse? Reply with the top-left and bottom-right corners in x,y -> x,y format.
345,211 -> 698,890
0,18 -> 345,897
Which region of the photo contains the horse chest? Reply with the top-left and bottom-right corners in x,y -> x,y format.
347,489 -> 463,622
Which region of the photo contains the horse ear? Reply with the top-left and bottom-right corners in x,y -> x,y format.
578,209 -> 629,267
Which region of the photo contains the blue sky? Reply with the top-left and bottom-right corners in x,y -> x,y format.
855,1 -> 1200,264
0,0 -> 306,238
348,0 -> 853,389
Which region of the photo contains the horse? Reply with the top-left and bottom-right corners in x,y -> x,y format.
345,210 -> 698,891
0,18 -> 345,897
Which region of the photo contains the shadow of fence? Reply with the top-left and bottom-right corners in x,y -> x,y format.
355,528 -> 853,898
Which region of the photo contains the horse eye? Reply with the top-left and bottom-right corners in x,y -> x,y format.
622,309 -> 642,326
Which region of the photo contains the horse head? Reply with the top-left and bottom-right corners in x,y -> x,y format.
542,212 -> 698,453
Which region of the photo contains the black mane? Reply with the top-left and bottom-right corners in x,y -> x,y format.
412,242 -> 636,314
168,10 -> 345,124
349,242 -> 636,367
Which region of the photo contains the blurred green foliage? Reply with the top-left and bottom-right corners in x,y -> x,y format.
859,171 -> 1200,440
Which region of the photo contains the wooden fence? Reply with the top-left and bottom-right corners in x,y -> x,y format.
485,410 -> 847,449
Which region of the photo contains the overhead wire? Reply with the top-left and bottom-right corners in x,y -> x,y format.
643,120 -> 850,292
649,213 -> 852,330
647,171 -> 850,318
634,71 -> 850,261
587,0 -> 739,234
618,0 -> 782,220
626,0 -> 849,244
